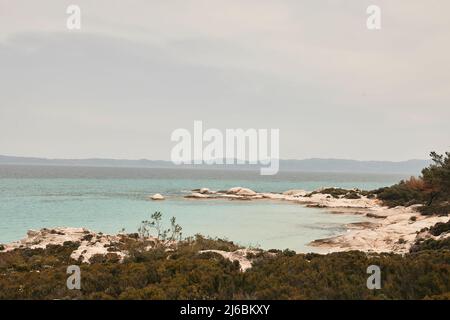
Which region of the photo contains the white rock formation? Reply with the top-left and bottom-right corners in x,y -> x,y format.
199,188 -> 212,194
0,227 -> 155,263
282,189 -> 308,196
227,187 -> 257,196
310,206 -> 450,254
150,193 -> 165,200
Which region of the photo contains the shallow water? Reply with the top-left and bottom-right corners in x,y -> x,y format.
0,165 -> 405,251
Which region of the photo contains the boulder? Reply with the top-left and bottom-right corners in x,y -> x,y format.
227,187 -> 257,196
150,193 -> 165,200
226,187 -> 243,194
199,188 -> 211,194
237,188 -> 257,196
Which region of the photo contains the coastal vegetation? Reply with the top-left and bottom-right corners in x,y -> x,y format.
372,152 -> 449,215
309,151 -> 449,216
0,225 -> 449,300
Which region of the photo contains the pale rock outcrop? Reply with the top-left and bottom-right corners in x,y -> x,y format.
294,193 -> 377,208
236,188 -> 257,196
227,187 -> 257,196
185,187 -> 258,199
150,193 -> 165,200
199,188 -> 214,194
0,227 -> 156,263
187,187 -> 377,207
226,187 -> 242,194
282,189 -> 308,197
310,206 -> 450,254
2,227 -> 90,252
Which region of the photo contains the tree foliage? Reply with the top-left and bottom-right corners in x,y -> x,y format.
373,151 -> 450,215
421,152 -> 450,206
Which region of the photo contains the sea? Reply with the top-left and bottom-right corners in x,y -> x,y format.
0,165 -> 407,252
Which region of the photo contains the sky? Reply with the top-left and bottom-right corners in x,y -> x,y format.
0,0 -> 449,161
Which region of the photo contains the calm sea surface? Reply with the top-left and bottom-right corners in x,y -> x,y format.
0,165 -> 406,252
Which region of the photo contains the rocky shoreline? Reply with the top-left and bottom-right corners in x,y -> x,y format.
1,186 -> 448,262
183,187 -> 450,254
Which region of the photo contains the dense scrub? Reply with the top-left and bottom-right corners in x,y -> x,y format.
1,235 -> 449,300
410,238 -> 450,253
370,180 -> 425,207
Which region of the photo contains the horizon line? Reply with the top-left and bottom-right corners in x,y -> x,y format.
0,154 -> 430,163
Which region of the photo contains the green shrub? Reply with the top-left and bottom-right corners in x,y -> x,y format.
372,183 -> 424,207
410,237 -> 450,253
417,204 -> 450,216
428,220 -> 450,236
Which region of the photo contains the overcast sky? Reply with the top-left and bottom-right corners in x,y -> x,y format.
0,0 -> 449,161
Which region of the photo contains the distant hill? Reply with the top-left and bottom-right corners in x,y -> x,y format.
0,155 -> 170,168
0,155 -> 430,175
278,158 -> 430,174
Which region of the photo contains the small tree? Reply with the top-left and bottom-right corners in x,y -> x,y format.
138,212 -> 183,243
168,216 -> 183,242
421,152 -> 450,206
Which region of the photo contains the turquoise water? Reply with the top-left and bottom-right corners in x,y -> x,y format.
0,165 -> 405,251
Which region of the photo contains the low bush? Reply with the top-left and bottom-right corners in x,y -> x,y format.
372,182 -> 424,207
428,220 -> 450,236
417,204 -> 450,216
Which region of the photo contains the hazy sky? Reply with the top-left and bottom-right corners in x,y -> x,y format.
0,0 -> 449,161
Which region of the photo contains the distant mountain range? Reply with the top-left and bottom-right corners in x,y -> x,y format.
0,155 -> 430,175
